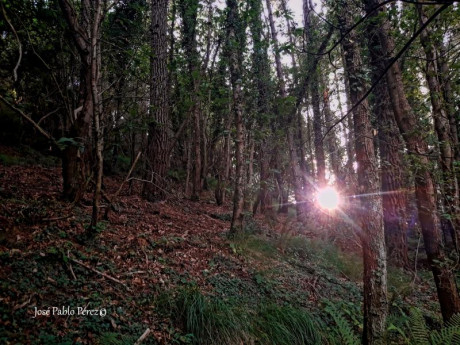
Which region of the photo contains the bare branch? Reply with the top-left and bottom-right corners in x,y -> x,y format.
1,3 -> 22,82
322,3 -> 451,141
0,94 -> 58,148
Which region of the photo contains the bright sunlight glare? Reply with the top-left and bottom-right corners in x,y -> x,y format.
317,187 -> 340,211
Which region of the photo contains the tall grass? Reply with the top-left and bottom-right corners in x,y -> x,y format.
156,288 -> 323,345
253,304 -> 323,345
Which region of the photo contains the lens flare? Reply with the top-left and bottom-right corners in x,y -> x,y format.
317,187 -> 340,211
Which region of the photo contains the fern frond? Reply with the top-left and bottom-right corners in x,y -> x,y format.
326,305 -> 360,345
428,313 -> 460,345
445,314 -> 460,329
409,308 -> 430,345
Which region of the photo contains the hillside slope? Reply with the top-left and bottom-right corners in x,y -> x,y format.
0,148 -> 443,344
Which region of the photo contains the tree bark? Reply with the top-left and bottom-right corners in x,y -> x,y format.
143,0 -> 171,202
363,4 -> 409,267
338,1 -> 388,343
376,78 -> 409,267
226,0 -> 245,235
311,71 -> 326,186
363,0 -> 460,321
58,0 -> 96,202
267,0 -> 305,221
417,4 -> 458,250
322,80 -> 340,182
179,0 -> 202,201
89,0 -> 103,230
248,0 -> 273,216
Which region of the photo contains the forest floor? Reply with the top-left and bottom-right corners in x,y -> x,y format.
0,145 -> 445,345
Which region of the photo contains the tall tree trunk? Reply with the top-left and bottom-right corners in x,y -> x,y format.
321,75 -> 340,182
179,0 -> 202,200
338,50 -> 356,188
333,67 -> 354,186
436,41 -> 460,166
417,4 -> 458,250
143,0 -> 171,202
363,4 -> 409,267
244,132 -> 255,212
363,0 -> 460,321
311,71 -> 326,185
376,78 -> 409,267
89,0 -> 103,230
248,0 -> 272,216
58,0 -> 97,202
266,0 -> 305,221
226,0 -> 245,235
338,1 -> 388,343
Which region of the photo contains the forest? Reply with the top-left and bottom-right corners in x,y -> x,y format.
0,0 -> 459,344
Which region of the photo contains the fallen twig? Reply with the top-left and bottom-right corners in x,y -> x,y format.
13,295 -> 32,311
119,270 -> 146,277
69,255 -> 130,291
134,328 -> 151,345
41,214 -> 73,222
67,250 -> 77,280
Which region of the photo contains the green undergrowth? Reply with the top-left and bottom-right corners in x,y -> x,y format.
155,287 -> 324,345
0,146 -> 59,167
155,286 -> 460,345
221,227 -> 454,344
1,206 -> 453,344
0,248 -> 157,345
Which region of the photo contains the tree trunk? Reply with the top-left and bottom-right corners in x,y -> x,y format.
321,76 -> 340,182
363,0 -> 460,321
179,0 -> 202,200
363,5 -> 409,267
244,132 -> 255,212
417,4 -> 458,251
338,1 -> 388,343
376,78 -> 409,267
333,67 -> 354,186
226,0 -> 245,235
143,0 -> 171,202
58,0 -> 96,202
311,71 -> 326,186
266,0 -> 305,221
89,0 -> 103,230
248,0 -> 273,216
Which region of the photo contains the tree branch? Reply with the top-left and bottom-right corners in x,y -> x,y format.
322,3 -> 451,141
58,0 -> 89,53
0,94 -> 58,148
302,0 -> 455,57
1,3 -> 22,82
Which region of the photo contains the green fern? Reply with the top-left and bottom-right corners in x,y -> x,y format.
409,309 -> 430,345
325,305 -> 360,345
429,313 -> 460,345
409,308 -> 460,345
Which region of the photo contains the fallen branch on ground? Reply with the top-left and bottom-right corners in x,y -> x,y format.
134,328 -> 151,345
69,255 -> 130,291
